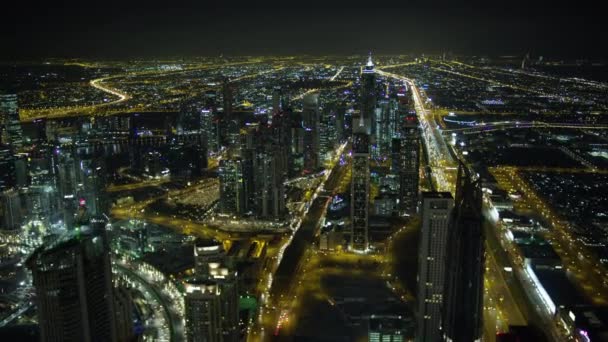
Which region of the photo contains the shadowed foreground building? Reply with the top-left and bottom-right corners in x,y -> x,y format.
440,164 -> 485,342
26,220 -> 132,342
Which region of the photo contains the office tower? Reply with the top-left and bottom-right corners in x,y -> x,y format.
374,99 -> 389,159
253,146 -> 287,219
302,93 -> 320,172
272,86 -> 282,115
222,79 -> 239,147
27,222 -> 122,342
289,110 -> 305,176
1,188 -> 22,230
0,93 -> 24,150
270,109 -> 293,178
350,118 -> 370,252
188,239 -> 239,342
319,107 -> 337,164
335,103 -> 346,141
218,156 -> 246,215
360,53 -> 376,135
214,269 -> 239,342
14,153 -> 27,187
392,113 -> 420,215
441,164 -> 485,342
0,143 -> 16,191
184,281 -> 223,342
375,97 -> 398,158
75,145 -> 109,218
55,146 -> 80,227
416,192 -> 454,342
201,109 -> 219,153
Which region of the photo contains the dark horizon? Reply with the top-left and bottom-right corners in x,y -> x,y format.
6,1 -> 608,60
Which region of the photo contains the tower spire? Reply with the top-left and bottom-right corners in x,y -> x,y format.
366,51 -> 374,68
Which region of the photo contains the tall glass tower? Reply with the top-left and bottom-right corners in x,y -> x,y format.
441,163 -> 485,342
351,121 -> 370,252
416,192 -> 454,342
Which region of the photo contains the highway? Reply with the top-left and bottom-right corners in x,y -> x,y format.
441,120 -> 608,134
376,69 -> 456,192
0,303 -> 33,328
329,66 -> 344,81
116,261 -> 184,342
248,142 -> 349,342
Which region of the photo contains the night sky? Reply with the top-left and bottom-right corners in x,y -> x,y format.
5,0 -> 607,59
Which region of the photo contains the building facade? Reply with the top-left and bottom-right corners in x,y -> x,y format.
416,192 -> 454,342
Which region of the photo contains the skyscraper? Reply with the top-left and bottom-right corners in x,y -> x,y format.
0,143 -> 16,191
302,92 -> 320,172
393,113 -> 421,215
441,164 -> 485,342
187,239 -> 239,342
416,192 -> 454,342
184,281 -> 223,342
200,109 -> 218,153
350,118 -> 370,252
360,53 -> 376,136
253,146 -> 287,219
222,79 -> 239,147
0,93 -> 24,150
218,156 -> 246,216
319,107 -> 337,164
27,223 -> 123,342
272,86 -> 282,116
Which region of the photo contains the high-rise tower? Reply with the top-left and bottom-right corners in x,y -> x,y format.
0,93 -> 24,150
393,113 -> 421,215
218,156 -> 247,216
416,192 -> 454,342
187,239 -> 239,342
27,222 -> 124,342
441,163 -> 485,342
360,53 -> 376,136
350,116 -> 370,252
302,92 -> 320,172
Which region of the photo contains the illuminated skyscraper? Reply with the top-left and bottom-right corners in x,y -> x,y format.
302,92 -> 320,171
0,143 -> 15,191
319,107 -> 337,163
416,192 -> 454,342
187,239 -> 239,342
1,188 -> 22,230
184,281 -> 223,342
200,108 -> 218,153
360,53 -> 376,136
272,86 -> 282,116
218,156 -> 246,215
253,146 -> 287,219
222,79 -> 240,147
0,93 -> 24,150
27,222 -> 125,342
392,113 -> 420,215
350,116 -> 370,252
441,164 -> 485,342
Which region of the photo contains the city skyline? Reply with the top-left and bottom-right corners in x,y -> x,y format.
2,7 -> 608,340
